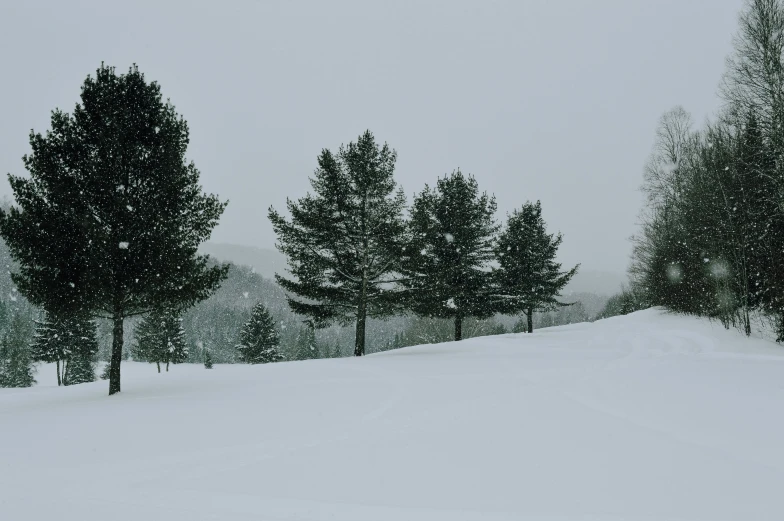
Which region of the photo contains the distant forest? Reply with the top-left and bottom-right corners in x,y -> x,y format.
0,232 -> 611,366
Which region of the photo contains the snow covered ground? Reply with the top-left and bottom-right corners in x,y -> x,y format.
2,308 -> 784,521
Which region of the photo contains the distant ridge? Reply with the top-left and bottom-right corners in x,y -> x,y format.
200,242 -> 626,296
198,242 -> 287,280
563,269 -> 625,296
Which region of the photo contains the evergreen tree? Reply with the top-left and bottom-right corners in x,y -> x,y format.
29,314 -> 68,386
0,64 -> 227,395
134,308 -> 188,372
494,201 -> 578,333
204,349 -> 213,369
0,311 -> 36,388
236,302 -> 282,364
292,324 -> 318,361
62,317 -> 99,385
489,322 -> 507,335
269,131 -> 407,356
330,341 -> 342,358
30,312 -> 98,385
512,318 -> 528,334
402,171 -> 499,341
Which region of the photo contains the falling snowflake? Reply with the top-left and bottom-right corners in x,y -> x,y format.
444,233 -> 454,243
119,242 -> 130,249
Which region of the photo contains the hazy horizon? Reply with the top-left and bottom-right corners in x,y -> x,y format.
0,0 -> 742,274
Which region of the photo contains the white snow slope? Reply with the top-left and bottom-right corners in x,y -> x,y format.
2,308 -> 784,521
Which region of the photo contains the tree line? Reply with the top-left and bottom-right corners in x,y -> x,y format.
621,0 -> 784,341
0,63 -> 577,393
270,133 -> 578,356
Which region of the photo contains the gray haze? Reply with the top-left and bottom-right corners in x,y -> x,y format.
0,0 -> 741,275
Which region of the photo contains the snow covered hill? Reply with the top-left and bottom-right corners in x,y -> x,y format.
2,309 -> 784,521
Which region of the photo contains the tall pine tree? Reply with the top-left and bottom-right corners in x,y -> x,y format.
236,303 -> 282,364
269,131 -> 407,356
402,171 -> 499,341
494,201 -> 578,333
0,64 -> 227,395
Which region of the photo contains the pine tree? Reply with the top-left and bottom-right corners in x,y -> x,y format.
269,131 -> 407,356
292,325 -> 318,361
494,201 -> 578,333
512,318 -> 528,334
204,349 -> 213,369
330,340 -> 342,358
402,170 -> 499,341
29,314 -> 68,386
62,317 -> 99,385
134,308 -> 188,372
0,64 -> 227,395
0,311 -> 36,388
489,322 -> 507,335
236,303 -> 282,364
30,312 -> 98,385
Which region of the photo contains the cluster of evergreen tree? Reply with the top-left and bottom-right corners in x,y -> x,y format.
30,312 -> 98,385
270,132 -> 578,354
0,64 -> 582,389
629,0 -> 784,341
133,308 -> 188,372
0,65 -> 228,393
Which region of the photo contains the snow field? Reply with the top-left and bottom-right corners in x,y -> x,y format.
1,308 -> 784,520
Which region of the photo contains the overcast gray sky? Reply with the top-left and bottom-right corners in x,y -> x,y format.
0,0 -> 741,274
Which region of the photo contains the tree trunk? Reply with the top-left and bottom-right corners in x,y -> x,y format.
156,362 -> 160,373
527,308 -> 533,333
454,315 -> 463,341
108,315 -> 124,396
56,360 -> 61,386
777,309 -> 784,343
354,306 -> 367,356
354,273 -> 368,357
166,361 -> 169,372
62,360 -> 68,386
744,307 -> 751,337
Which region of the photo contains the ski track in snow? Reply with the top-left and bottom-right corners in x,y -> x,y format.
2,308 -> 784,521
